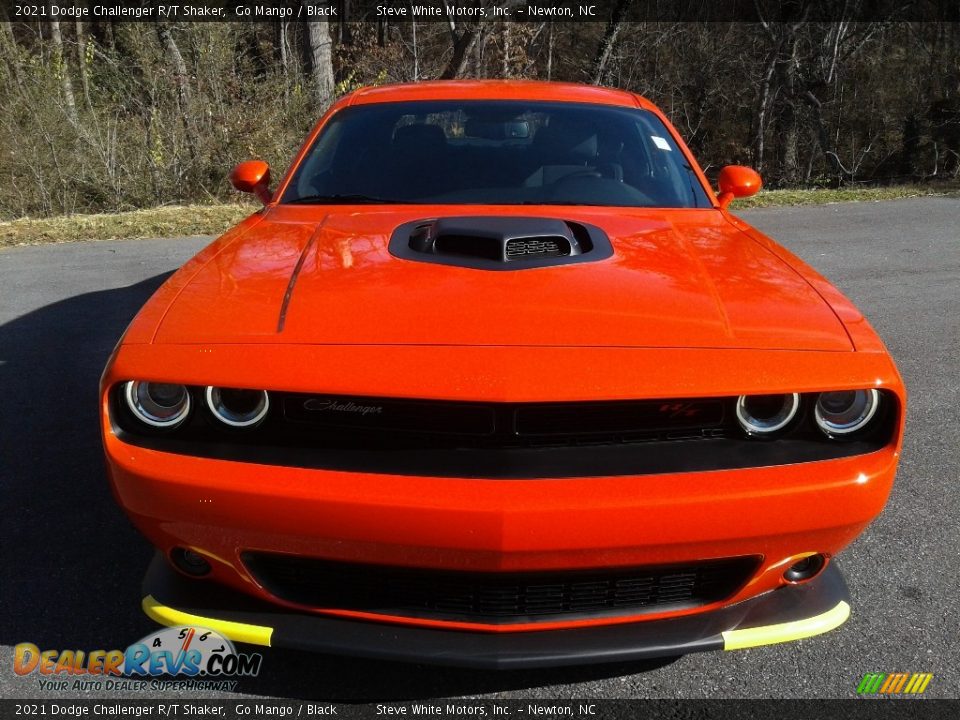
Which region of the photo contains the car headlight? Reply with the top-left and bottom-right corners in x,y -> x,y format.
124,381 -> 191,428
815,389 -> 880,437
735,393 -> 800,436
206,387 -> 270,428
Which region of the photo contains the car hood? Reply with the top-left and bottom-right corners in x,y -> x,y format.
152,206 -> 852,351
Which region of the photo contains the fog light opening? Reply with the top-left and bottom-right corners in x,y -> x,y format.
784,553 -> 827,583
170,548 -> 212,577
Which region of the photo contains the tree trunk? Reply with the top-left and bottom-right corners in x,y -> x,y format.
776,39 -> 801,184
411,20 -> 419,81
778,99 -> 799,183
546,23 -> 554,80
49,15 -> 78,122
339,0 -> 353,45
753,47 -> 780,173
440,21 -> 478,80
275,21 -> 289,80
592,0 -> 634,85
0,15 -> 24,90
301,17 -> 335,107
502,22 -> 509,78
156,22 -> 195,161
74,20 -> 91,109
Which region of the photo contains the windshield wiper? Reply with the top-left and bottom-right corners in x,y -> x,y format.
285,194 -> 411,205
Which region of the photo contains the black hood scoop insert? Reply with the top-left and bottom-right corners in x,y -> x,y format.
389,216 -> 613,270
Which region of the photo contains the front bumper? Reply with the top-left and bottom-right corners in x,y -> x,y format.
143,552 -> 851,668
103,343 -> 903,639
105,434 -> 896,627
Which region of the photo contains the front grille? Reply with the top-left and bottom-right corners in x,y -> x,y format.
283,396 -> 496,436
281,395 -> 728,442
114,389 -> 897,478
515,399 -> 724,436
242,553 -> 759,624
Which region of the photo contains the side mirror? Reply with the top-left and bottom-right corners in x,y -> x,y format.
717,165 -> 762,208
230,160 -> 272,205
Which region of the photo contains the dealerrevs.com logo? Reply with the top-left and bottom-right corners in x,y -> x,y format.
14,626 -> 262,692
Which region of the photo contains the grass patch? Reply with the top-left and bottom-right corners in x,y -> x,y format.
733,183 -> 958,209
1,184 -> 957,246
0,204 -> 253,247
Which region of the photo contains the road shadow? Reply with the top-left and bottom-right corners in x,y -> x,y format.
0,274 -> 172,653
0,275 -> 677,699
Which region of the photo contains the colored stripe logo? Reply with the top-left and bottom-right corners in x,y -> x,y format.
857,673 -> 933,694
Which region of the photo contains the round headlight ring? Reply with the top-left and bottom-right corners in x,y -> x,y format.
124,381 -> 191,428
815,389 -> 880,437
735,393 -> 800,436
206,386 -> 270,428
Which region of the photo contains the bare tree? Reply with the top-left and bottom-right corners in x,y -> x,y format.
440,9 -> 478,79
156,22 -> 195,160
301,15 -> 335,107
48,12 -> 77,122
592,0 -> 634,85
74,20 -> 91,109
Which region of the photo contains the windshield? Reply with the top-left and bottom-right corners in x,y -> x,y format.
282,101 -> 710,208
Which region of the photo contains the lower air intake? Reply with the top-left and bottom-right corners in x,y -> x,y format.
242,553 -> 759,624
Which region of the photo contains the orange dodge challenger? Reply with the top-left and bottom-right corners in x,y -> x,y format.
101,81 -> 905,668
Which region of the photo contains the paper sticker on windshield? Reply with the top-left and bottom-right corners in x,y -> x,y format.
651,136 -> 672,151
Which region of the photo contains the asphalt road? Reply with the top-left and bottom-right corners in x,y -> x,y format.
1,198 -> 957,701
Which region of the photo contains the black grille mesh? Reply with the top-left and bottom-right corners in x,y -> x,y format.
243,553 -> 759,623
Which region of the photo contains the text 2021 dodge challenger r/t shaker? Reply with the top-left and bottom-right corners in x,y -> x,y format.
100,81 -> 904,668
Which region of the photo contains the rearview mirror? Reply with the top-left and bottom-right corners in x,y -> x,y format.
464,119 -> 530,140
717,165 -> 762,208
230,160 -> 273,205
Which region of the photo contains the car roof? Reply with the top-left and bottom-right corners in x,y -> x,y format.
345,80 -> 653,110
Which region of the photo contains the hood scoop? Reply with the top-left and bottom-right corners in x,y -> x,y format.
389,216 -> 613,271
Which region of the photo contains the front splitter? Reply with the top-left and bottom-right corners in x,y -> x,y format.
141,553 -> 850,669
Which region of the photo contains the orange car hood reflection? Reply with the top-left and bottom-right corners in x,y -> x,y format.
153,204 -> 851,351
